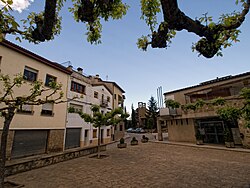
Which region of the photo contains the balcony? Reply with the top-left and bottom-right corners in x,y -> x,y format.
100,99 -> 108,107
159,108 -> 179,117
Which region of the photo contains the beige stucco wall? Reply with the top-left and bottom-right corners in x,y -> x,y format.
167,119 -> 196,142
0,44 -> 69,130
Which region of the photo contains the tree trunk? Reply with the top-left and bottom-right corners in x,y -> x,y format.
0,108 -> 15,188
97,126 -> 101,159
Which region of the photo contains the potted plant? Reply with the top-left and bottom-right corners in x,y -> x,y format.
224,128 -> 235,148
117,138 -> 127,148
195,129 -> 204,145
130,137 -> 138,145
141,135 -> 149,143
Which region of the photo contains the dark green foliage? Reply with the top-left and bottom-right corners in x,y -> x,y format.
120,137 -> 125,144
195,129 -> 204,140
223,128 -> 234,142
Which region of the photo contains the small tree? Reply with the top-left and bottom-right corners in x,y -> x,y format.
147,96 -> 158,130
79,105 -> 128,159
131,104 -> 136,128
0,74 -> 65,187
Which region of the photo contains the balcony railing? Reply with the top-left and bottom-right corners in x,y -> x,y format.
159,108 -> 178,116
100,99 -> 108,107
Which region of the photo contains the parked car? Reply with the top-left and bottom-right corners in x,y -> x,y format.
126,128 -> 134,133
135,128 -> 146,133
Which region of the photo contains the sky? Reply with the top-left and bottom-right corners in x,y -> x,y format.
4,0 -> 250,113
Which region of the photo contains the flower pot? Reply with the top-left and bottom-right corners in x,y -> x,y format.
196,139 -> 204,145
131,140 -> 138,146
117,143 -> 127,148
225,141 -> 235,148
141,138 -> 148,143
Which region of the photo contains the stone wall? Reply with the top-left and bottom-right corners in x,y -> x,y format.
5,145 -> 106,176
47,129 -> 64,153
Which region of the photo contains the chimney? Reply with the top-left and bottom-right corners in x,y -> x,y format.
95,74 -> 99,78
77,67 -> 83,74
67,65 -> 73,71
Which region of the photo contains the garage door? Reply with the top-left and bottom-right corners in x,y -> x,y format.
11,130 -> 48,159
65,128 -> 81,149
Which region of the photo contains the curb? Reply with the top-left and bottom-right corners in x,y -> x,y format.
149,140 -> 250,153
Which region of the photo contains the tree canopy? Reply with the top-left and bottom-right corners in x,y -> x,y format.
0,0 -> 249,58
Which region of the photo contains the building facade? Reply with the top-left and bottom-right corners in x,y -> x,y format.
65,68 -> 113,149
90,75 -> 126,140
158,73 -> 250,148
0,40 -> 71,159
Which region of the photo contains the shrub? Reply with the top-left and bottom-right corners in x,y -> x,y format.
120,138 -> 125,144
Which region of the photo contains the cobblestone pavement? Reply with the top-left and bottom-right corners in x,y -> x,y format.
6,140 -> 250,188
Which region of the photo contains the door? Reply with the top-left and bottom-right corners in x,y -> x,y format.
84,129 -> 89,146
65,128 -> 81,149
11,130 -> 48,159
200,121 -> 224,144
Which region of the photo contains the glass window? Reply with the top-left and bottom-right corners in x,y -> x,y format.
17,104 -> 33,114
69,103 -> 83,113
107,129 -> 110,136
23,66 -> 38,82
70,81 -> 85,94
107,96 -> 110,102
41,103 -> 54,116
45,74 -> 56,87
94,91 -> 98,99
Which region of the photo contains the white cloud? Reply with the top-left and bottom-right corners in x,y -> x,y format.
0,0 -> 34,13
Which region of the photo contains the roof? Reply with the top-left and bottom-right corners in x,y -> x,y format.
0,40 -> 72,75
103,81 -> 125,93
164,71 -> 250,95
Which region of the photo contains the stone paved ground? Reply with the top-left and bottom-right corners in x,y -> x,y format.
6,141 -> 250,188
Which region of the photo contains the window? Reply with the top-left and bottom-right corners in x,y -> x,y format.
181,119 -> 183,125
186,118 -> 189,125
17,104 -> 33,114
94,91 -> 98,99
107,129 -> 110,136
175,120 -> 178,125
23,66 -> 38,82
45,74 -> 56,87
41,103 -> 54,116
71,81 -> 85,94
120,124 -> 123,131
171,120 -> 173,125
69,103 -> 83,113
107,96 -> 110,102
93,129 -> 97,138
114,94 -> 116,100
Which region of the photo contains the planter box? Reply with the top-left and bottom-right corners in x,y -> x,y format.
141,139 -> 148,143
225,141 -> 235,148
117,143 -> 127,148
131,141 -> 138,146
196,140 -> 204,145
